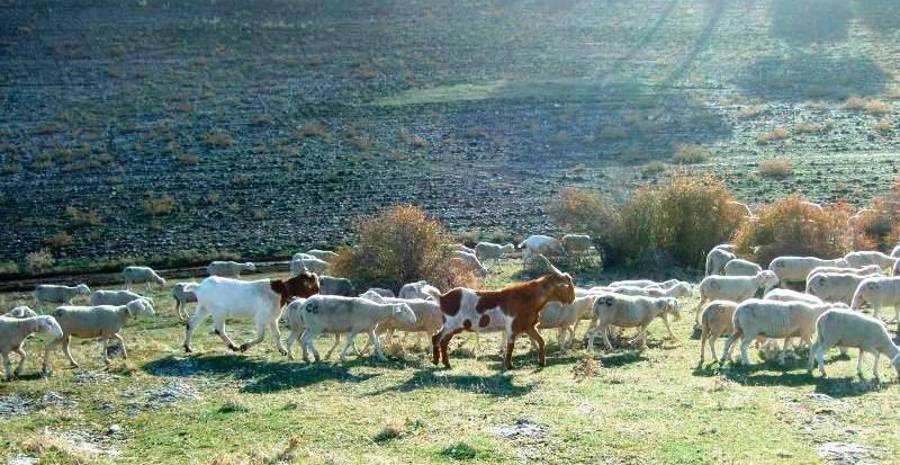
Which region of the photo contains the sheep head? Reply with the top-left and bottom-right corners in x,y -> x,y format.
393,303 -> 417,325
37,315 -> 63,339
76,284 -> 91,294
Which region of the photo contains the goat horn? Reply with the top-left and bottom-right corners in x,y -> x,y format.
538,254 -> 563,276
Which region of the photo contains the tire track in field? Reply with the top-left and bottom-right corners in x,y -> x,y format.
662,0 -> 726,85
602,0 -> 680,81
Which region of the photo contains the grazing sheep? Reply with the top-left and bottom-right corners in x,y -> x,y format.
806,273 -> 872,305
561,234 -> 593,254
319,276 -> 355,297
713,243 -> 737,253
536,295 -> 598,352
207,261 -> 256,277
306,249 -> 339,263
452,243 -> 476,255
183,273 -> 320,354
291,257 -> 329,276
4,306 -> 38,318
850,277 -> 900,323
844,251 -> 897,270
89,290 -> 151,307
695,271 -> 779,325
172,282 -> 198,321
807,265 -> 883,281
603,282 -> 691,299
698,300 -> 739,365
892,245 -> 900,259
43,299 -> 155,372
721,299 -> 839,365
122,266 -> 166,291
768,256 -> 850,287
587,294 -> 680,351
608,279 -> 663,288
451,250 -> 487,277
705,248 -> 736,276
360,296 -> 443,353
292,252 -> 315,261
764,288 -> 824,305
364,287 -> 395,298
723,259 -> 763,277
519,235 -> 566,269
0,315 -> 63,380
474,241 -> 515,264
284,295 -> 415,362
808,308 -> 900,381
398,281 -> 440,300
34,284 -> 91,307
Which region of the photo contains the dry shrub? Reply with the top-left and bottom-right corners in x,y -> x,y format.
736,105 -> 764,119
546,188 -> 622,265
873,118 -> 893,134
65,206 -> 102,225
612,174 -> 745,268
734,195 -> 853,266
852,178 -> 900,251
331,205 -> 477,290
758,158 -> 793,179
25,249 -> 54,272
757,127 -> 790,144
295,121 -> 328,139
44,231 -> 73,247
143,194 -> 175,215
202,130 -> 233,148
672,144 -> 710,164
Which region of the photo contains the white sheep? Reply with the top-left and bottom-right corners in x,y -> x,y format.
398,281 -> 440,300
452,243 -> 476,255
519,235 -> 565,268
561,234 -> 593,254
319,276 -> 355,296
808,308 -> 900,381
587,293 -> 680,351
306,249 -> 339,263
474,241 -> 515,264
850,276 -> 900,323
602,282 -> 691,299
764,288 -> 824,305
363,287 -> 395,298
695,271 -> 779,325
291,257 -> 329,276
723,259 -> 763,277
4,306 -> 38,318
806,272 -> 872,305
43,299 -> 155,372
698,300 -> 739,365
807,264 -> 883,281
182,273 -> 320,354
721,299 -> 839,365
0,315 -> 63,380
89,290 -> 151,307
122,266 -> 166,291
768,256 -> 849,287
891,245 -> 900,258
207,261 -> 256,277
607,279 -> 663,288
894,259 -> 899,277
172,282 -> 198,321
292,252 -> 315,261
536,295 -> 598,352
34,284 -> 91,307
358,295 -> 443,353
705,247 -> 736,276
284,294 -> 416,362
844,251 -> 897,270
451,250 -> 487,277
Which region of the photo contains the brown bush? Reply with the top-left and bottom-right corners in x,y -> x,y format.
734,195 -> 853,267
612,174 -> 745,268
143,194 -> 176,216
672,144 -> 711,164
546,188 -> 622,265
331,205 -> 479,291
852,178 -> 900,251
758,158 -> 794,179
44,231 -> 73,248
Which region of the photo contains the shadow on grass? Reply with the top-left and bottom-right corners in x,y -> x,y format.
736,53 -> 888,102
366,369 -> 535,397
856,0 -> 900,35
143,354 -> 388,393
770,0 -> 852,46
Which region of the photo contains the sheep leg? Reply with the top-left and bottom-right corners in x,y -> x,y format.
237,318 -> 268,353
41,339 -> 60,376
325,334 -> 342,359
601,323 -> 614,351
300,330 -> 320,363
212,317 -> 240,352
368,329 -> 387,362
184,305 -> 211,353
699,327 -> 708,366
12,347 -> 26,378
856,350 -> 865,379
872,353 -> 881,382
2,354 -> 11,381
525,326 -> 546,367
266,319 -> 286,355
111,333 -> 127,360
285,327 -> 302,360
739,337 -> 752,366
339,331 -> 360,362
660,316 -> 676,340
61,335 -> 79,368
721,333 -> 739,364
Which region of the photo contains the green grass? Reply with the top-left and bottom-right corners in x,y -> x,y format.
2,262 -> 899,464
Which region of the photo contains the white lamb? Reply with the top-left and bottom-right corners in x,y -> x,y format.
451,250 -> 487,277
561,234 -> 593,254
808,308 -> 900,381
182,273 -> 320,354
363,287 -> 395,298
806,272 -> 871,305
34,284 -> 91,307
474,241 -> 515,264
587,294 -> 680,351
398,281 -> 441,300
721,299 -> 839,365
357,294 -> 443,353
695,271 -> 779,325
891,245 -> 900,258
807,265 -> 883,281
0,315 -> 63,380
207,261 -> 256,277
284,294 -> 416,363
122,266 -> 166,291
843,251 -> 897,270
850,276 -> 900,323
291,257 -> 329,276
89,290 -> 151,307
306,249 -> 339,263
698,300 -> 739,365
172,282 -> 198,321
4,306 -> 38,318
519,235 -> 566,268
723,259 -> 763,277
608,279 -> 663,288
768,256 -> 849,287
43,299 -> 155,372
536,295 -> 598,351
705,247 -> 735,276
764,288 -> 824,305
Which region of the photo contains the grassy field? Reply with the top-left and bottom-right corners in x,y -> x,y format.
2,262 -> 899,464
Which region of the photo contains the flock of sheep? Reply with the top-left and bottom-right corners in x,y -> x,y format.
2,236 -> 900,384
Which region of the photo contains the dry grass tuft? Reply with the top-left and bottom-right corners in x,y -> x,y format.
202,130 -> 233,148
672,144 -> 711,164
736,104 -> 764,119
295,121 -> 328,139
573,354 -> 602,381
756,127 -> 790,144
143,194 -> 176,216
758,158 -> 794,179
44,231 -> 74,248
873,118 -> 893,134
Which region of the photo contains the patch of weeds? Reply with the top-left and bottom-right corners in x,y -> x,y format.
295,121 -> 329,139
758,158 -> 794,179
25,249 -> 54,272
373,423 -> 404,444
202,130 -> 233,148
65,206 -> 102,226
143,194 -> 176,216
640,160 -> 668,176
175,153 -> 200,165
736,104 -> 764,118
44,231 -> 74,248
218,398 -> 249,414
793,121 -> 832,134
572,354 -> 601,381
873,118 -> 893,134
757,127 -> 790,144
672,144 -> 710,164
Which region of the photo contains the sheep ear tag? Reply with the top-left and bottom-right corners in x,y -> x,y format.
818,276 -> 826,286
604,297 -> 613,306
